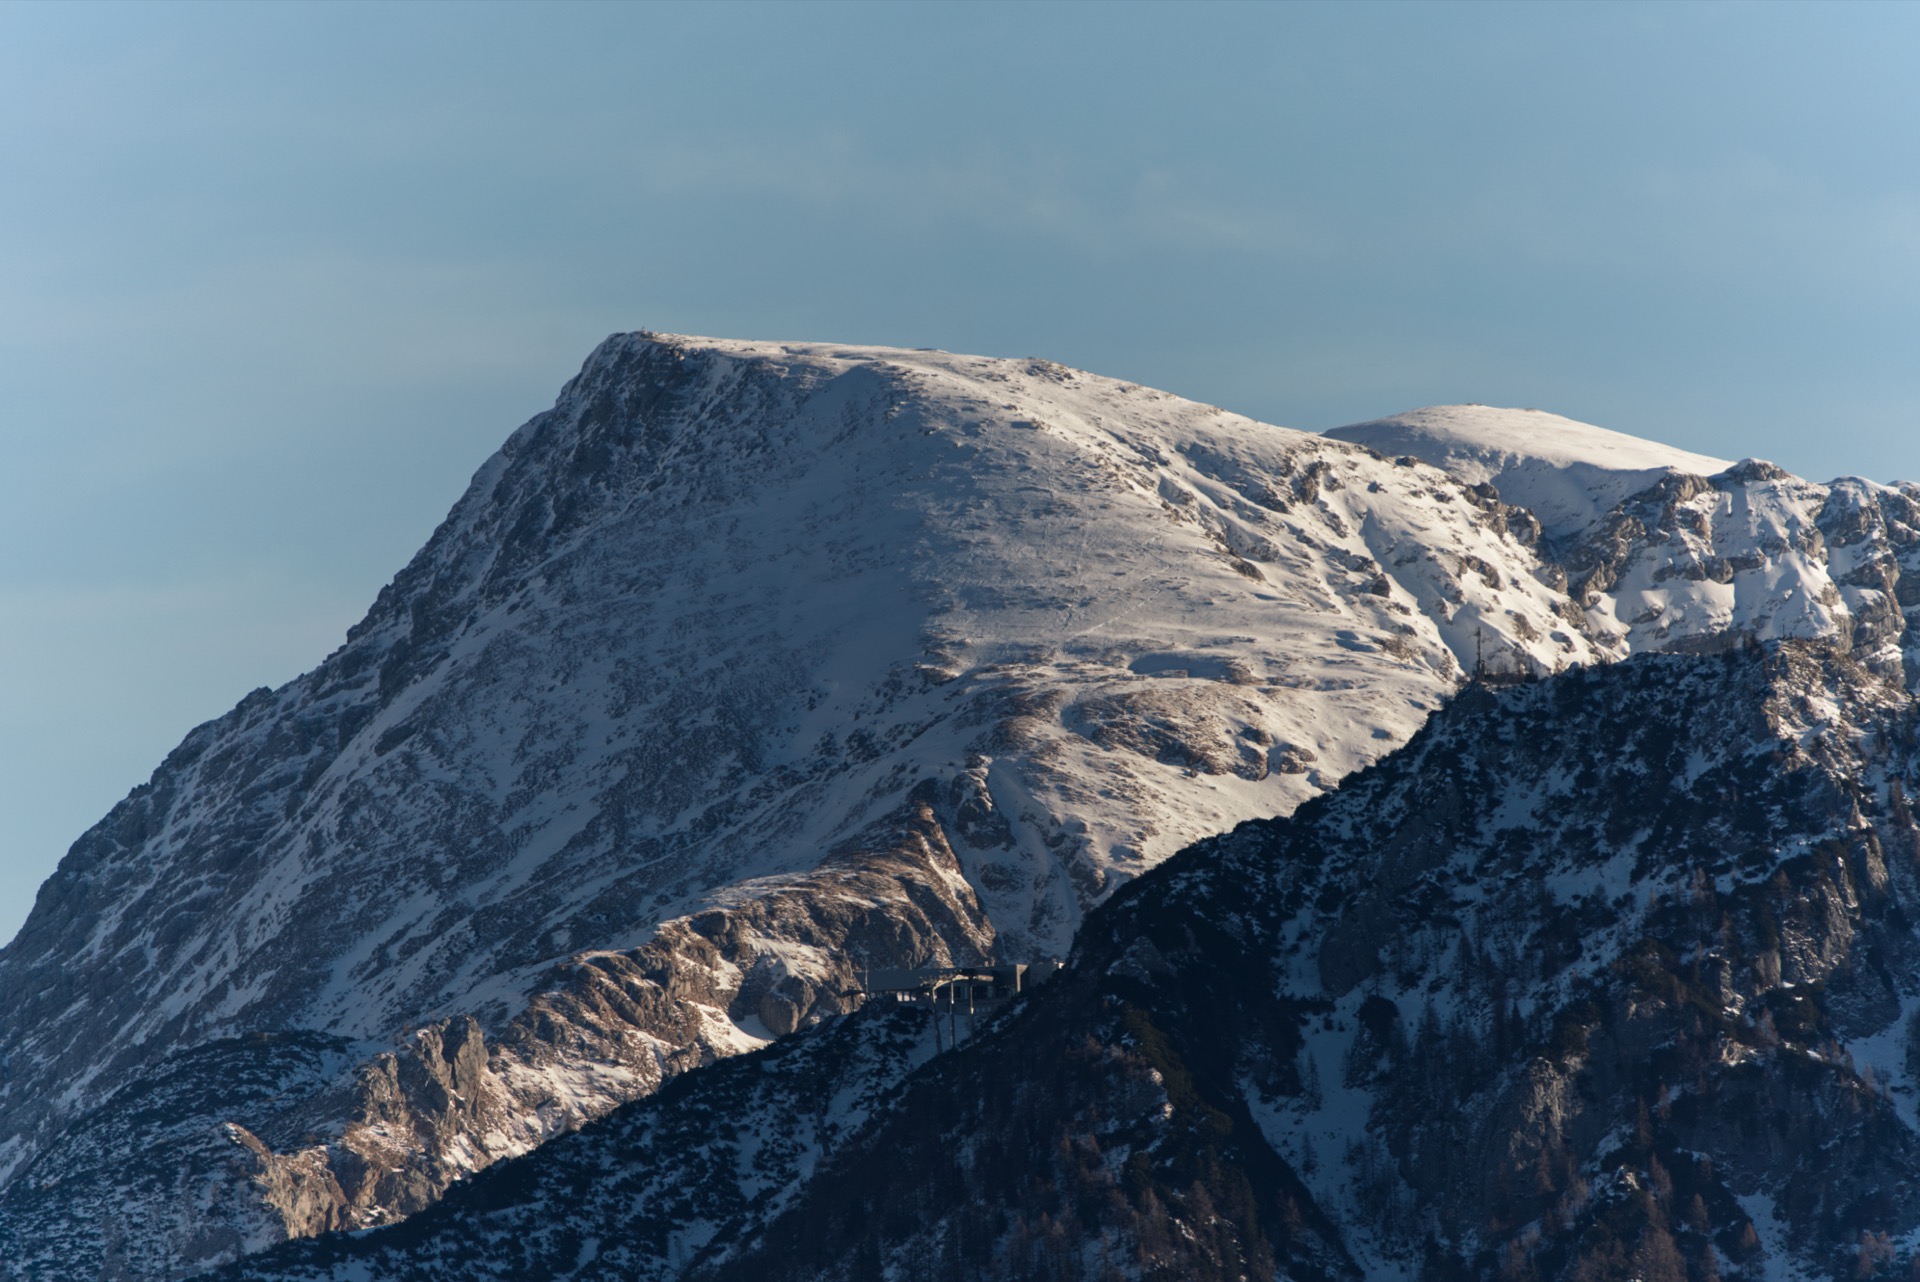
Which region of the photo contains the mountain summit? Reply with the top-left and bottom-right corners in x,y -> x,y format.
2,335 -> 1918,1279
1326,404 -> 1733,540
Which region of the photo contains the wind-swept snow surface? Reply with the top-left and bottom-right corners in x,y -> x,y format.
1326,404 -> 1732,541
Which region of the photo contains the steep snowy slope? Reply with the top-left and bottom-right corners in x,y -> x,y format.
1327,405 -> 1731,541
10,336 -> 1920,1280
1332,404 -> 1920,689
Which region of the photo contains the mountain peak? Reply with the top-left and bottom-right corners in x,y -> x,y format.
1324,403 -> 1735,540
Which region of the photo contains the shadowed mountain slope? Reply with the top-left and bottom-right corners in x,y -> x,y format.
224,643 -> 1920,1282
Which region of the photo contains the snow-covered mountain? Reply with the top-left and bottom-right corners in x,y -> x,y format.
3,336 -> 1920,1279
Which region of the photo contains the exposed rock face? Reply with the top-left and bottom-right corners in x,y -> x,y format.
9,337 -> 1920,1279
199,1006 -> 951,1282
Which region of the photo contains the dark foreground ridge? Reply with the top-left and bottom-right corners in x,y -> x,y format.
214,642 -> 1920,1281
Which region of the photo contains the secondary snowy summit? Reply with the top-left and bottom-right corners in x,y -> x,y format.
1326,404 -> 1732,541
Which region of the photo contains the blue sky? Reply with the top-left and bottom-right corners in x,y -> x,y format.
2,0 -> 1918,942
